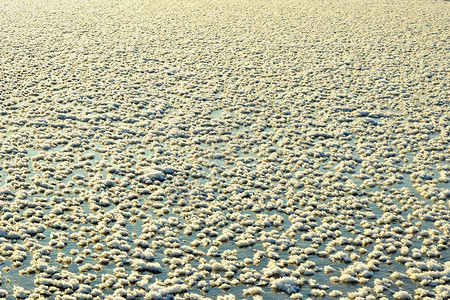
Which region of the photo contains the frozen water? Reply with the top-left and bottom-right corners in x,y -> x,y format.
0,0 -> 449,299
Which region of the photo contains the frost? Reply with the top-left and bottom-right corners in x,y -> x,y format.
271,277 -> 302,294
0,0 -> 448,299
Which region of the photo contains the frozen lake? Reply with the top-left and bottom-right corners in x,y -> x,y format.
0,0 -> 449,299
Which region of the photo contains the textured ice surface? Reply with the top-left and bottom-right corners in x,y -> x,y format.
0,0 -> 449,299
